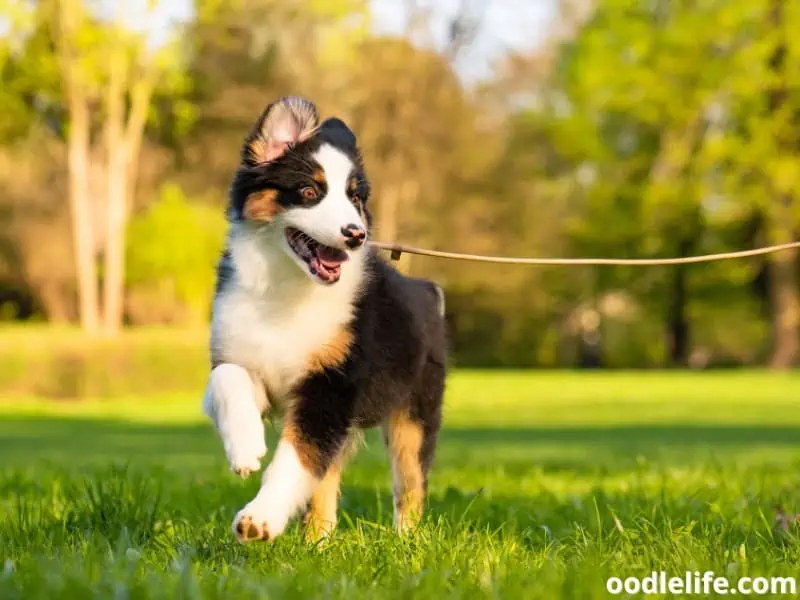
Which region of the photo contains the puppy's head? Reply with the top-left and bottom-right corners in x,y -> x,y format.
230,97 -> 371,286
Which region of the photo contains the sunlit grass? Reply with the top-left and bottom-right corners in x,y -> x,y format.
1,371 -> 800,598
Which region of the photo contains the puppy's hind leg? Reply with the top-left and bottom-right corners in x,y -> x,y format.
203,363 -> 269,478
386,361 -> 444,532
385,411 -> 426,531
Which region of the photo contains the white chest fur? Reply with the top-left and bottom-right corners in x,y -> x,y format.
211,225 -> 364,404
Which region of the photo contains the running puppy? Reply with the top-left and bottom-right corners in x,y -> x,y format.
203,96 -> 447,542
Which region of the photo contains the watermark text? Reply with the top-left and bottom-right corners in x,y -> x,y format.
606,571 -> 796,596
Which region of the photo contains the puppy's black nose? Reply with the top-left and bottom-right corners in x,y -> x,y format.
341,223 -> 366,248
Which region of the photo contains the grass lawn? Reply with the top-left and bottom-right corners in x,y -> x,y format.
1,371 -> 800,598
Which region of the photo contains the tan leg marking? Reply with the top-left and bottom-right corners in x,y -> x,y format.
386,410 -> 425,531
304,462 -> 343,542
304,434 -> 361,542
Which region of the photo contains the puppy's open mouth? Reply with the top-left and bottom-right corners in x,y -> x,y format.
285,227 -> 349,284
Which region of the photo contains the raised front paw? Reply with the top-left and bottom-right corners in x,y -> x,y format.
224,423 -> 267,478
204,363 -> 269,478
232,500 -> 288,543
216,384 -> 268,477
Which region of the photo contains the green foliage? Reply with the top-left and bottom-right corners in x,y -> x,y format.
1,0 -> 798,366
474,0 -> 800,367
126,185 -> 225,325
1,372 -> 800,598
0,2 -> 60,141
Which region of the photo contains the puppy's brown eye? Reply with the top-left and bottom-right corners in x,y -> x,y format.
300,186 -> 318,201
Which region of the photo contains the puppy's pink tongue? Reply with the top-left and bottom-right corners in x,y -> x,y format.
316,245 -> 349,268
311,257 -> 341,283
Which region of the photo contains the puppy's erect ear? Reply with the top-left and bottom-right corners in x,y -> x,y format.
319,117 -> 357,150
243,97 -> 319,165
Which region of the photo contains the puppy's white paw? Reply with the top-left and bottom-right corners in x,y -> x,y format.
232,499 -> 288,543
204,363 -> 268,478
223,417 -> 267,478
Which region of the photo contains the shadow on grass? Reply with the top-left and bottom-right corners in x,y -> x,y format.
1,416 -> 799,469
441,426 -> 800,447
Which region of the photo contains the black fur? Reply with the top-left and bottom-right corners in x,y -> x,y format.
291,252 -> 446,479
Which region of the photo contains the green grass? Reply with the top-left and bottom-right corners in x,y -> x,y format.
1,371 -> 800,598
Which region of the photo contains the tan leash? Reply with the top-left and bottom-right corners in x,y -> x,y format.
370,241 -> 800,266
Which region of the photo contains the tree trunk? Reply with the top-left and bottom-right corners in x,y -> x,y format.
768,220 -> 799,368
667,236 -> 694,366
103,148 -> 127,334
101,22 -> 157,335
102,43 -> 128,335
59,0 -> 99,332
768,245 -> 799,368
67,95 -> 100,332
668,264 -> 689,366
766,0 -> 799,368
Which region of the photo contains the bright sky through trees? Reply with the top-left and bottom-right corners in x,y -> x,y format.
140,0 -> 555,80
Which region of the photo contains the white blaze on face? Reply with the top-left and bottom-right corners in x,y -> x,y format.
282,143 -> 365,248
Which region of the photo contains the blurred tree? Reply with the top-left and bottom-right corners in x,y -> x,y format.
126,184 -> 225,325
0,1 -> 72,321
0,0 -> 797,368
98,2 -> 185,334
176,0 -> 367,197
502,0 -> 800,367
49,0 -> 186,334
758,0 -> 798,367
0,0 -> 188,332
338,1 -> 490,277
341,37 -> 484,250
51,0 -> 99,331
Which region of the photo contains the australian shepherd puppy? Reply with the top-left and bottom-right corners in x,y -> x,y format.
202,97 -> 447,543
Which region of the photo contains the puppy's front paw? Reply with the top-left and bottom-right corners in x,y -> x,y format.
232,500 -> 288,543
205,363 -> 269,478
224,419 -> 267,478
232,511 -> 270,542
215,393 -> 267,477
